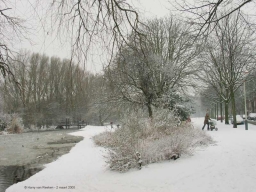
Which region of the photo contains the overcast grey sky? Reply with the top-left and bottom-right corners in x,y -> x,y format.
7,0 -> 171,73
8,0 -> 255,73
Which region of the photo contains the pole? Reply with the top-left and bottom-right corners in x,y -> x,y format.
244,81 -> 248,130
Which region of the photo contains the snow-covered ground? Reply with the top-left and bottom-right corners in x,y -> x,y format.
6,118 -> 256,192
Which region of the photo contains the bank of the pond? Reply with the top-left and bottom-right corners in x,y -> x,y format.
0,129 -> 84,191
7,121 -> 256,192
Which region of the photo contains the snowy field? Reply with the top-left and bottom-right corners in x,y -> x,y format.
6,118 -> 256,192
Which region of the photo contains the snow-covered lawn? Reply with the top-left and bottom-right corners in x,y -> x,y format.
6,118 -> 256,192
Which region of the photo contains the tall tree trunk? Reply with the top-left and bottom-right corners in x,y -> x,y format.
147,104 -> 153,118
215,103 -> 217,119
251,100 -> 254,113
216,103 -> 218,120
224,100 -> 229,124
230,88 -> 237,128
99,112 -> 104,126
220,100 -> 223,123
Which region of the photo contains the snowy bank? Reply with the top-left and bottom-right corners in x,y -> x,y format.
6,119 -> 256,192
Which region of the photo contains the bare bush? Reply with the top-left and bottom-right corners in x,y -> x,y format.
93,131 -> 113,147
6,114 -> 24,134
93,109 -> 213,172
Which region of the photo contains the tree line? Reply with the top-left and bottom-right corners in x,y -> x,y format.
1,4 -> 256,128
198,13 -> 256,127
1,15 -> 201,128
1,52 -> 112,127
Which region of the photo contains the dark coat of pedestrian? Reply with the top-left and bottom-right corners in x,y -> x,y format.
202,113 -> 210,130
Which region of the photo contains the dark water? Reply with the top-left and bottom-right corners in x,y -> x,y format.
0,128 -> 83,192
0,165 -> 42,192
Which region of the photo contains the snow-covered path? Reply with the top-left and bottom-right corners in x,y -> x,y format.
6,118 -> 256,192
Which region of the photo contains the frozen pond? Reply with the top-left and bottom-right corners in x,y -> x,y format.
0,128 -> 83,191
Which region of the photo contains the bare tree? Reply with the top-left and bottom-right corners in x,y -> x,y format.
246,69 -> 256,112
198,14 -> 256,127
106,17 -> 200,118
1,52 -> 94,127
46,0 -> 144,64
174,0 -> 255,36
0,1 -> 27,79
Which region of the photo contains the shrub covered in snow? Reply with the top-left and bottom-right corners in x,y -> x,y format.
4,114 -> 24,134
93,109 -> 213,172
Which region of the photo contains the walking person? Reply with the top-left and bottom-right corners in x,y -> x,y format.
202,112 -> 210,130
